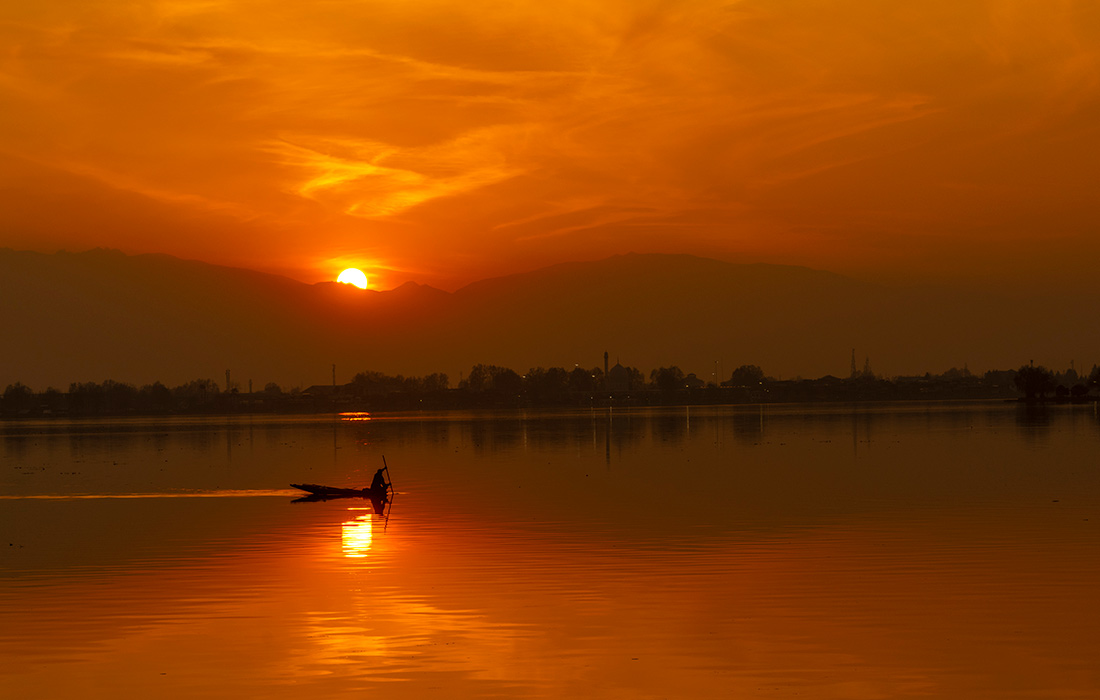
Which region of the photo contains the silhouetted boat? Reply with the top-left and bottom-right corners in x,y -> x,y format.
291,456 -> 394,506
290,483 -> 388,500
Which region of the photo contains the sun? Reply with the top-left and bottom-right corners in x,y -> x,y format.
336,268 -> 368,289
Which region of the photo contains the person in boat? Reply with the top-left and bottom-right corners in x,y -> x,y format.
370,468 -> 387,493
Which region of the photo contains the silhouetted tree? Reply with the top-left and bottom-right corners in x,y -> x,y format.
399,375 -> 422,393
650,366 -> 685,395
172,379 -> 220,410
68,381 -> 105,414
422,373 -> 449,392
860,356 -> 874,380
727,365 -> 765,386
263,382 -> 283,394
461,365 -> 521,395
941,366 -> 973,380
2,383 -> 34,415
492,368 -> 523,395
350,371 -> 393,396
524,367 -> 546,395
524,367 -> 570,401
984,369 -> 1016,388
462,364 -> 494,392
1053,368 -> 1079,390
1014,364 -> 1055,400
102,380 -> 137,413
590,366 -> 604,390
41,387 -> 64,414
568,366 -> 593,393
174,378 -> 220,396
138,382 -> 173,411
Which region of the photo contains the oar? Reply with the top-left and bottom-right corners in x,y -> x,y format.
382,455 -> 393,495
380,455 -> 395,531
381,454 -> 397,510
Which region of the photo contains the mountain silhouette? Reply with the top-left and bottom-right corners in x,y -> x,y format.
1,248 -> 1095,390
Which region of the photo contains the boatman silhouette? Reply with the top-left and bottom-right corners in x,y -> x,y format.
370,468 -> 387,493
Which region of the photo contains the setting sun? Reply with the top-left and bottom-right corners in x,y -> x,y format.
337,268 -> 368,289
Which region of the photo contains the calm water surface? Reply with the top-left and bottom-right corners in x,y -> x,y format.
2,403 -> 1099,698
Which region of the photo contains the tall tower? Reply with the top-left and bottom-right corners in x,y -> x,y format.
850,349 -> 857,379
604,351 -> 610,391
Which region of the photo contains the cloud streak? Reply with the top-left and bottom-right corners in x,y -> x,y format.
1,0 -> 1099,288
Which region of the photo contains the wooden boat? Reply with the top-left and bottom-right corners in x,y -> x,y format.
290,483 -> 388,500
292,457 -> 394,504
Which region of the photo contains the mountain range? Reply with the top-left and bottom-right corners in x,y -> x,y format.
1,248 -> 1095,390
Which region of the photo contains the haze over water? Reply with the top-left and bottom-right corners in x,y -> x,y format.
2,403 -> 1099,698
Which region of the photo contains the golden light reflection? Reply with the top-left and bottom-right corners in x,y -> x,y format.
339,412 -> 371,421
341,509 -> 373,558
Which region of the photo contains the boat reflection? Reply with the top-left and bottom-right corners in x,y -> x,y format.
291,490 -> 389,514
290,488 -> 392,555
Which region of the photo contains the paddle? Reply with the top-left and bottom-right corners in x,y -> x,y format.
380,454 -> 395,531
382,454 -> 393,496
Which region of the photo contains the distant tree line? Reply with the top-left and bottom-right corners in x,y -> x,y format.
2,378 -> 227,417
2,362 -> 1098,418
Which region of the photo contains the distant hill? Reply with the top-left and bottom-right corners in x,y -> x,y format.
1,248 -> 1095,390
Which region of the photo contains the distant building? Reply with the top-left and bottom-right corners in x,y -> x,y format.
303,384 -> 342,397
683,373 -> 705,390
608,361 -> 630,392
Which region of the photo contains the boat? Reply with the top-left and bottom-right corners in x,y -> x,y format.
291,457 -> 394,505
290,483 -> 388,500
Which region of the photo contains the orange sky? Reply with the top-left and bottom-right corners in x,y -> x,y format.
2,1 -> 1098,290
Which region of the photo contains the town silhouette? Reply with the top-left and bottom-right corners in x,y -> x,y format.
3,354 -> 1096,418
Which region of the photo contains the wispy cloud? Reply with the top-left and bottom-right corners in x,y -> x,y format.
2,0 -> 1099,287
265,128 -> 524,217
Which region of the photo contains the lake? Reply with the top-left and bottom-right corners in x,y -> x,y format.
2,403 -> 1099,698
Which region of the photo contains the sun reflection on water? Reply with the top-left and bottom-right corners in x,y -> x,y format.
341,508 -> 373,558
339,412 -> 371,421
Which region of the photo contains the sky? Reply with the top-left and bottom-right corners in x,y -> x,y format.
2,0 -> 1099,291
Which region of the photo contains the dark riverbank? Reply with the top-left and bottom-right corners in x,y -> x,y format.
2,372 -> 1096,420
